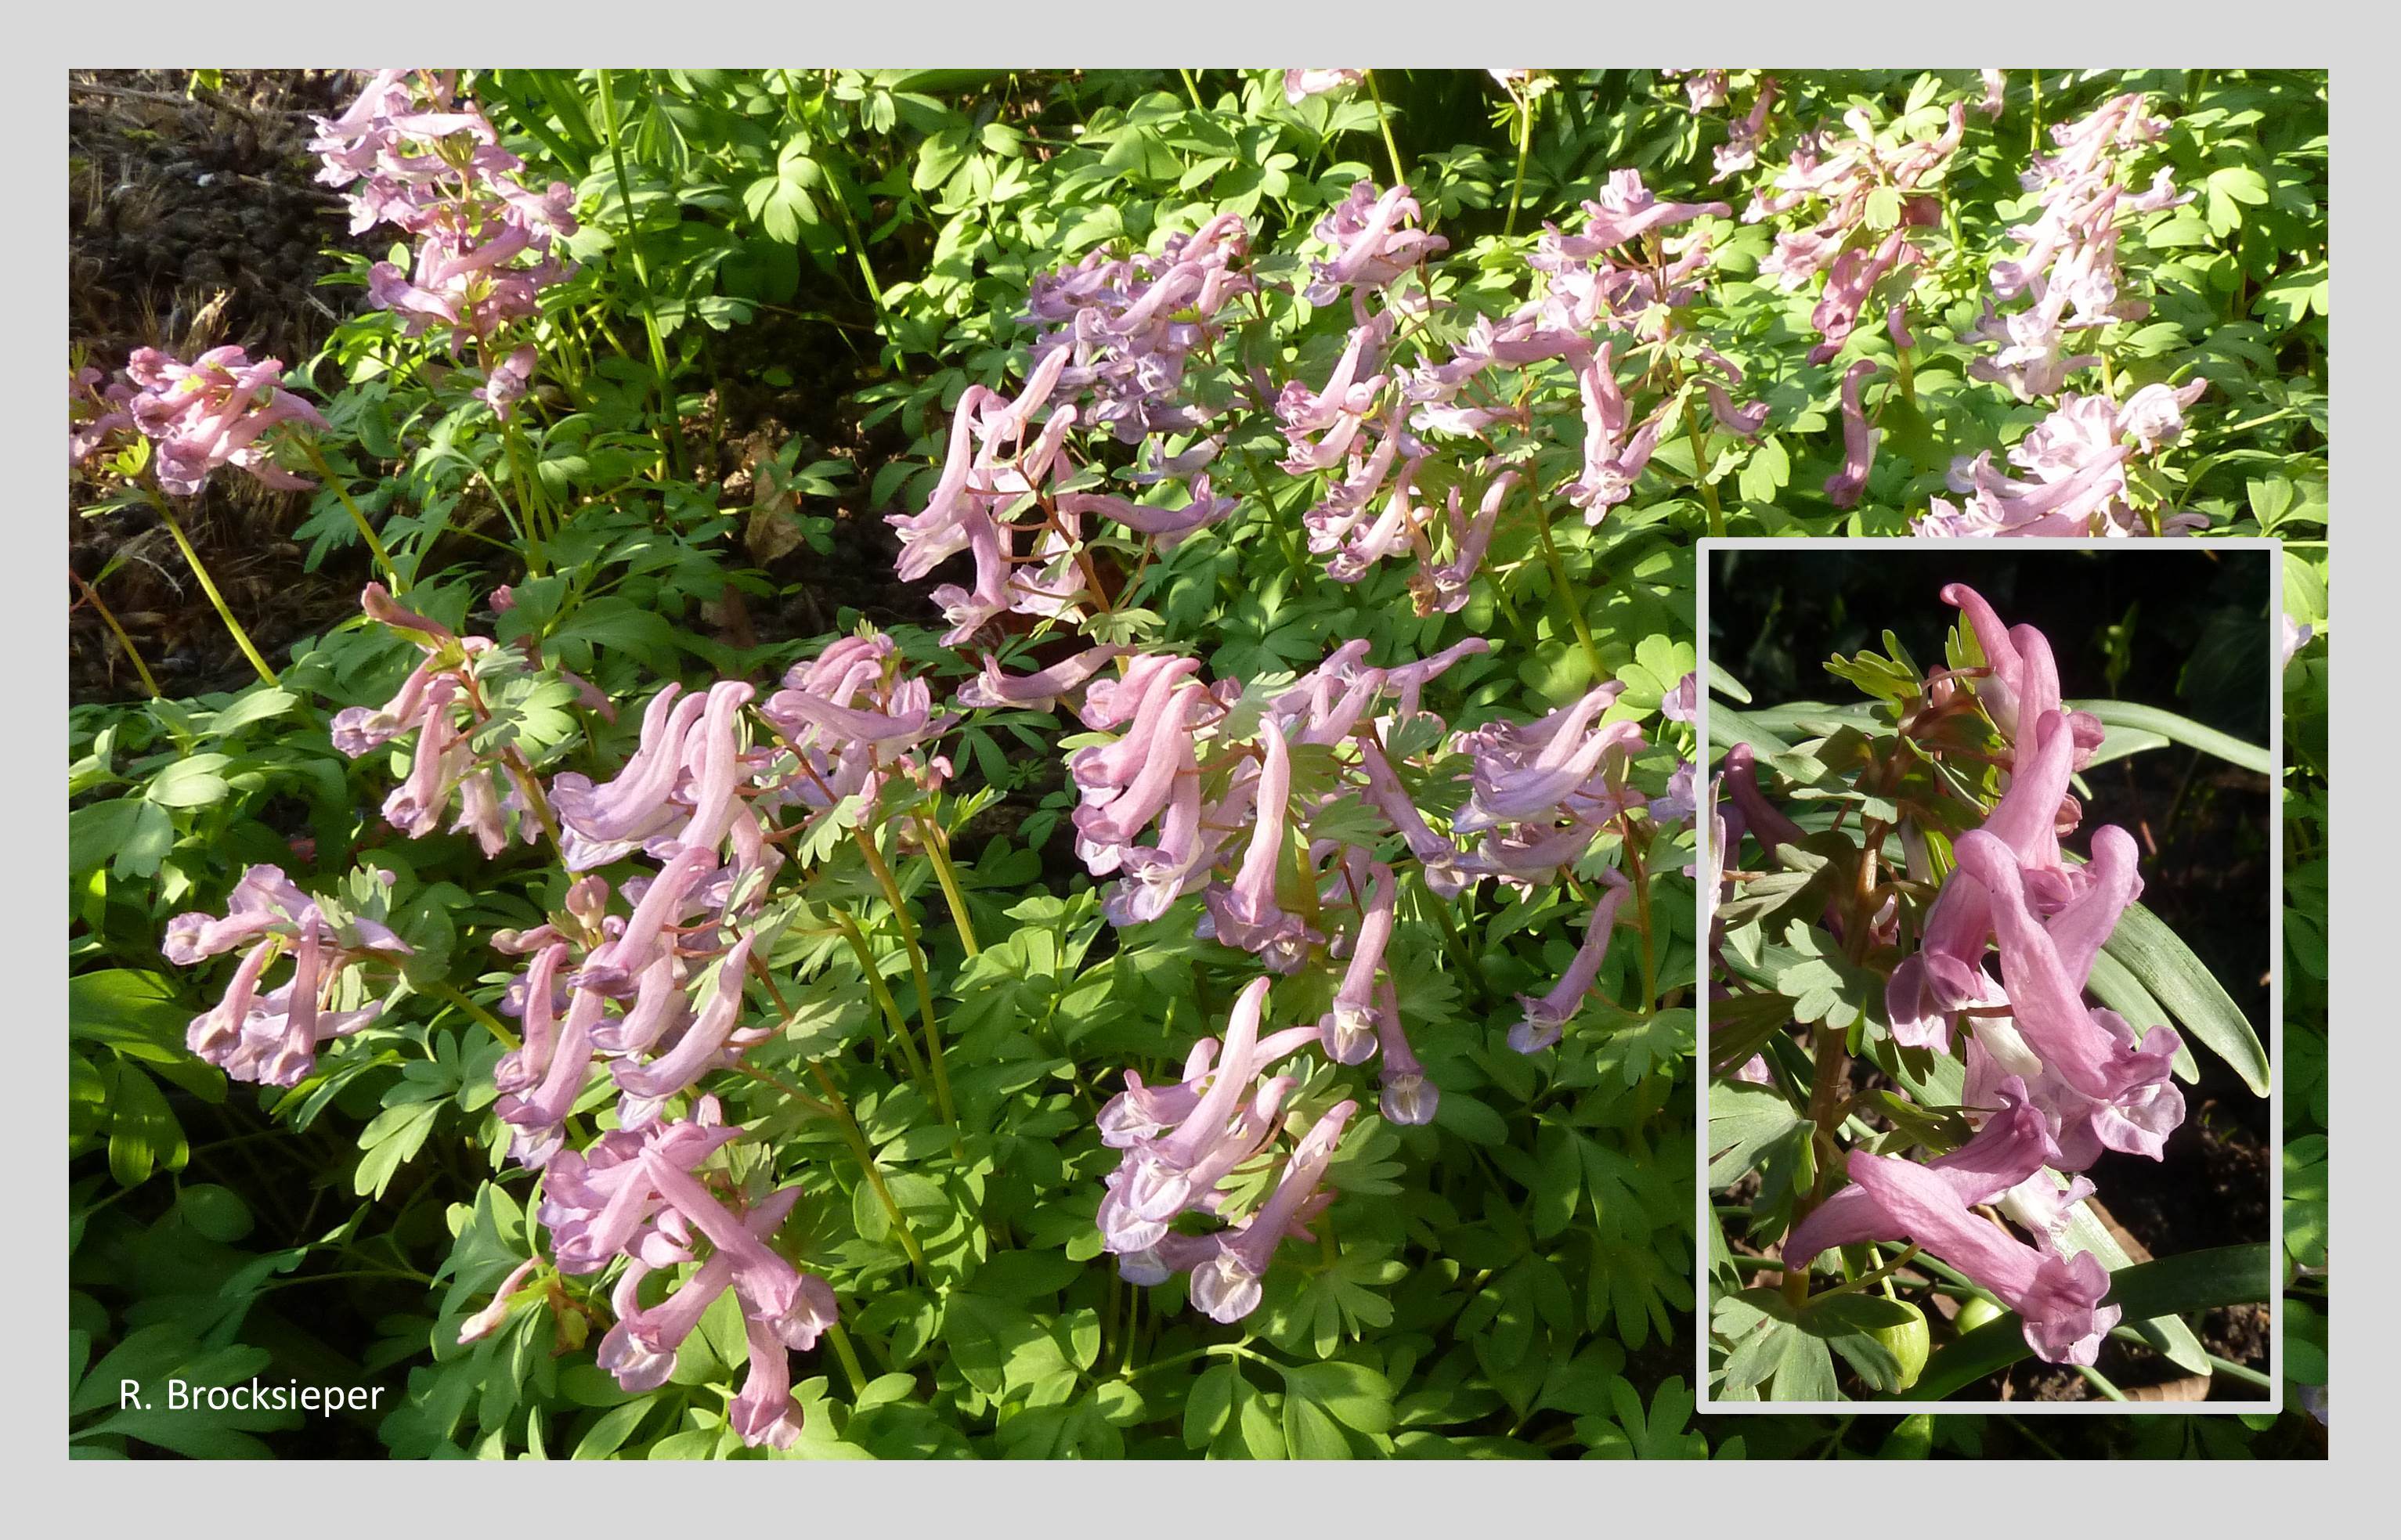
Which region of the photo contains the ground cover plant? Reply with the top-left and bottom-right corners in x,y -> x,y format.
68,67 -> 2327,1458
1703,550 -> 2280,1404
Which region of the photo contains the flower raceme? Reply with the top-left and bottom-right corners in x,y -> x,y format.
1098,978 -> 1363,1323
311,68 -> 578,416
72,346 -> 328,495
164,865 -> 413,1087
1741,586 -> 2186,1365
531,1100 -> 839,1449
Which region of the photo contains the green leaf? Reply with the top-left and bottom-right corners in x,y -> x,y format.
1184,1361 -> 1239,1449
104,1061 -> 185,1186
207,687 -> 299,735
2067,699 -> 2269,775
1907,1244 -> 2272,1400
1280,1360 -> 1395,1435
145,753 -> 234,809
70,799 -> 170,879
572,1397 -> 655,1459
2101,900 -> 2269,1095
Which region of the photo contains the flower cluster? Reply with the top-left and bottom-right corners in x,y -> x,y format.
1269,172 -> 1751,605
70,346 -> 327,496
1755,586 -> 2183,1365
163,865 -> 412,1087
1021,212 -> 1255,445
1744,100 -> 1966,362
1096,977 -> 1359,1322
893,249 -> 1252,646
886,149 -> 1706,1336
537,1101 -> 838,1449
1917,382 -> 2208,539
310,69 -> 577,417
1967,92 -> 2184,402
329,584 -> 564,856
296,599 -> 969,1445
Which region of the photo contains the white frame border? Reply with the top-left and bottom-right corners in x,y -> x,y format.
1693,535 -> 2285,1416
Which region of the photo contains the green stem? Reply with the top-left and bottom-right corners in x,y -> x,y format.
70,568 -> 162,698
424,979 -> 520,1051
912,813 -> 982,957
1504,94 -> 1533,238
1619,820 -> 1659,1013
594,68 -> 681,479
832,907 -> 935,1091
854,827 -> 960,1131
731,1051 -> 926,1272
810,1061 -> 928,1271
1177,67 -> 1206,114
1416,868 -> 1493,1002
1806,1244 -> 1922,1303
829,183 -> 888,327
145,491 -> 276,686
2200,1351 -> 2273,1389
1665,352 -> 1727,539
824,1321 -> 870,1396
294,437 -> 403,590
1363,70 -> 1408,189
2076,1365 -> 2129,1402
1532,511 -> 1605,687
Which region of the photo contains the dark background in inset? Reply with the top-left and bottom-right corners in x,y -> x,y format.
1708,544 -> 2274,1398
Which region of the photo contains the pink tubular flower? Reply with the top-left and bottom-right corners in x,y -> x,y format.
121,345 -> 328,496
1374,979 -> 1439,1125
1713,77 -> 1778,179
1822,359 -> 1879,509
1884,711 -> 2083,1051
1204,722 -> 1309,968
1785,1076 -> 2060,1263
1794,1150 -> 2121,1366
1952,828 -> 2183,1149
1565,170 -> 1731,252
1284,69 -> 1364,104
1096,978 -> 1323,1257
959,644 -> 1125,712
168,872 -> 412,1087
70,365 -> 138,468
1808,229 -> 1917,366
1320,860 -> 1397,1062
609,935 -> 765,1126
1509,871 -> 1630,1052
1303,182 -> 1449,306
1186,1099 -> 1359,1324
543,1105 -> 836,1449
1939,584 -> 2104,759
457,1256 -> 543,1344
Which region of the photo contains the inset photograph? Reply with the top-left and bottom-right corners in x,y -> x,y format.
1700,542 -> 2277,1408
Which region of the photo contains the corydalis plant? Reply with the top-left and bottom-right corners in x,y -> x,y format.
311,68 -> 578,418
1711,584 -> 2192,1372
70,346 -> 330,495
161,590 -> 986,1448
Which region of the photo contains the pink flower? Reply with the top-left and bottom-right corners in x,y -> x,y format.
122,345 -> 327,496
1822,359 -> 1879,509
1185,1100 -> 1359,1323
1284,69 -> 1364,104
1791,1150 -> 2121,1365
1096,978 -> 1322,1255
1509,872 -> 1630,1052
166,866 -> 412,1087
